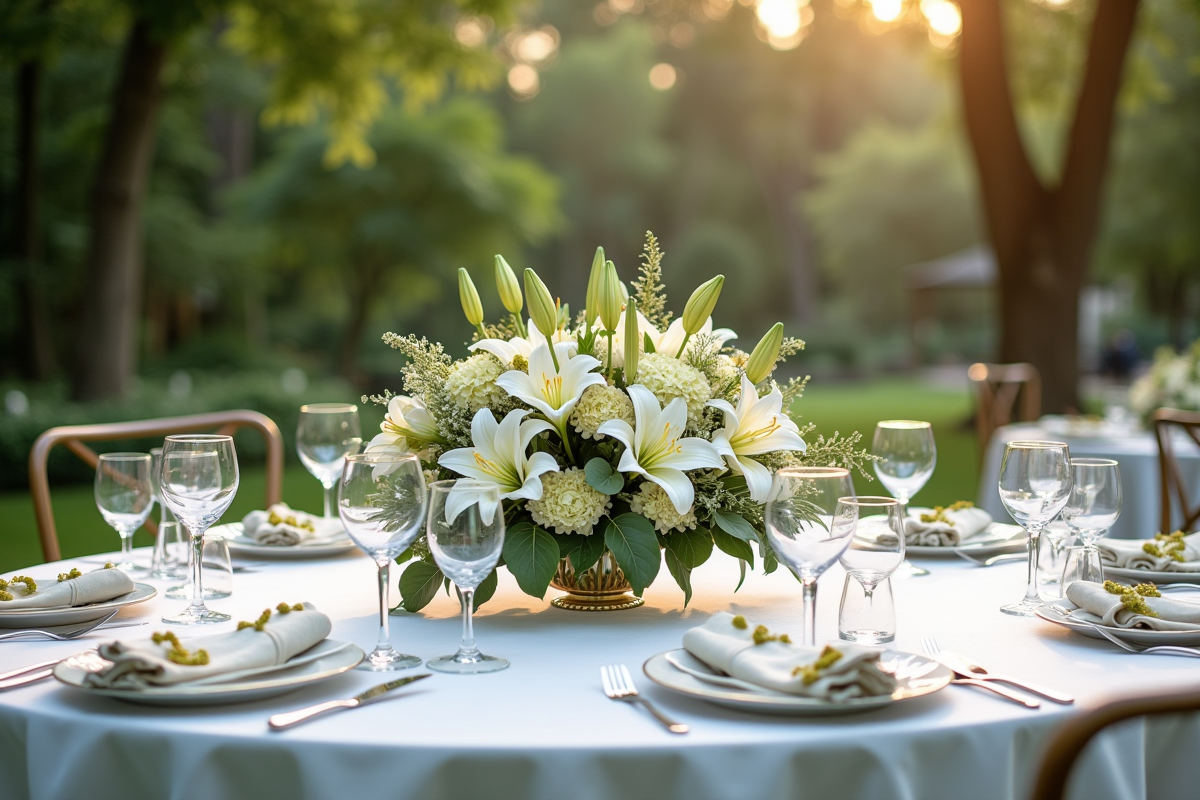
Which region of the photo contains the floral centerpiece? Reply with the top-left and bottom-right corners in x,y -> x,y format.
367,232 -> 872,610
1129,339 -> 1200,421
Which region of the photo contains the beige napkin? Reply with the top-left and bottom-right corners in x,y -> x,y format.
0,568 -> 134,610
878,505 -> 992,547
1098,533 -> 1200,573
242,503 -> 344,546
1065,581 -> 1200,631
84,603 -> 332,688
681,612 -> 898,701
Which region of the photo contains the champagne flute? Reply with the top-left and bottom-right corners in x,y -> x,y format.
998,440 -> 1072,616
426,480 -> 508,674
837,496 -> 904,644
765,466 -> 858,646
159,435 -> 240,625
873,420 -> 936,578
1060,458 -> 1122,586
298,403 -> 362,518
94,453 -> 153,572
338,452 -> 428,671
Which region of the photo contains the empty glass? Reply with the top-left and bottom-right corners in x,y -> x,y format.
837,497 -> 904,644
298,403 -> 362,518
149,447 -> 185,579
839,575 -> 896,644
998,440 -> 1072,617
94,453 -> 153,572
158,435 -> 240,625
765,466 -> 858,646
426,480 -> 508,674
166,533 -> 232,599
1061,544 -> 1104,587
873,420 -> 936,578
339,452 -> 428,671
1060,458 -> 1122,588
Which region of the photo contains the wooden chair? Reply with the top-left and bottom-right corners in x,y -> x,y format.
28,410 -> 284,563
968,362 -> 1042,458
1030,687 -> 1200,800
1153,407 -> 1200,534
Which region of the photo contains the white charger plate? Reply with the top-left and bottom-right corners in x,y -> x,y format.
213,522 -> 360,560
907,523 -> 1028,558
0,583 -> 157,629
642,649 -> 952,716
53,639 -> 365,706
1103,566 -> 1200,586
1036,599 -> 1200,646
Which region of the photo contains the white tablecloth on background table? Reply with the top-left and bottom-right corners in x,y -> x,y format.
979,423 -> 1200,539
2,546 -> 1200,800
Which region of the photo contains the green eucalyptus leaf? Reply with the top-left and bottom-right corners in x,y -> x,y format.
502,522 -> 560,599
557,531 -> 607,576
711,526 -> 755,565
584,457 -> 624,495
713,510 -> 758,542
397,560 -> 443,613
457,568 -> 498,610
604,513 -> 660,595
663,527 -> 715,569
394,546 -> 414,566
665,546 -> 693,606
736,558 -> 747,592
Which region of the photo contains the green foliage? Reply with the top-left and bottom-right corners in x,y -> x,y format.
397,560 -> 445,612
584,457 -> 624,495
712,510 -> 757,543
603,512 -> 660,596
500,521 -> 560,598
554,531 -> 607,576
661,526 -> 714,606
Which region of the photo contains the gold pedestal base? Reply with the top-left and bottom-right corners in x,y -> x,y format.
549,549 -> 644,611
550,594 -> 644,612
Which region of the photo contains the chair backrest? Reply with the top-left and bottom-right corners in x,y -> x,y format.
1153,407 -> 1200,534
28,410 -> 283,563
968,362 -> 1042,457
1030,687 -> 1200,800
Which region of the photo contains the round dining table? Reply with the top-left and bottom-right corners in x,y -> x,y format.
1,544 -> 1198,800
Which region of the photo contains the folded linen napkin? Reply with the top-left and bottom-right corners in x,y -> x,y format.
1065,581 -> 1200,631
84,602 -> 332,688
681,612 -> 898,701
0,568 -> 134,610
1098,532 -> 1200,573
877,504 -> 992,547
241,503 -> 344,546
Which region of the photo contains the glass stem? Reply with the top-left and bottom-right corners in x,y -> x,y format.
121,532 -> 134,561
190,528 -> 206,615
460,589 -> 478,656
323,485 -> 333,518
801,577 -> 818,647
1024,528 -> 1042,604
375,557 -> 391,652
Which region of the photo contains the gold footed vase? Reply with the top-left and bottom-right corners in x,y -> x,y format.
550,549 -> 644,611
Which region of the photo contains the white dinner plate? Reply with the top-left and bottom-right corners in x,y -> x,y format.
642,649 -> 952,716
214,523 -> 361,560
1103,566 -> 1200,586
53,639 -> 365,706
0,583 -> 157,629
1036,599 -> 1200,646
906,523 -> 1028,558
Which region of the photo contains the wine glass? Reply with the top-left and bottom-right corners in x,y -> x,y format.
298,403 -> 362,518
338,452 -> 428,671
426,480 -> 508,674
765,466 -> 858,646
1060,458 -> 1122,586
158,435 -> 240,625
837,496 -> 904,644
873,420 -> 936,578
998,440 -> 1072,617
94,453 -> 153,572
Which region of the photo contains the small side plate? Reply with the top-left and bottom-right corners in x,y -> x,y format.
907,523 -> 1028,558
1104,566 -> 1200,587
1036,599 -> 1200,646
213,523 -> 360,560
0,583 -> 157,629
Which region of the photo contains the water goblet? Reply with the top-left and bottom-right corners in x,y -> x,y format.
94,453 -> 153,572
158,435 -> 240,625
765,466 -> 858,646
837,496 -> 904,644
1060,458 -> 1122,587
339,452 -> 428,671
426,480 -> 508,674
998,440 -> 1072,617
873,420 -> 936,578
298,403 -> 362,518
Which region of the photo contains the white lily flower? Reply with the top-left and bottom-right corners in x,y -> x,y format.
469,318 -> 577,365
597,384 -> 723,515
654,317 -> 737,359
366,395 -> 447,453
609,309 -> 659,368
707,373 -> 807,503
496,342 -> 605,428
437,408 -> 559,523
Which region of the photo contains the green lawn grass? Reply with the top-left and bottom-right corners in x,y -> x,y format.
0,377 -> 980,573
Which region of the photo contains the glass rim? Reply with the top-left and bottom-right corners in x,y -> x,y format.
876,420 -> 932,429
1070,457 -> 1119,467
838,495 -> 900,507
345,451 -> 419,463
299,403 -> 358,413
776,466 -> 851,479
428,478 -> 501,497
163,434 -> 234,443
1005,440 -> 1069,449
97,452 -> 151,461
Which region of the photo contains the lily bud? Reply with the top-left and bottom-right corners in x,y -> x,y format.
524,268 -> 558,339
598,260 -> 623,333
585,246 -> 605,326
494,255 -> 523,315
681,275 -> 725,335
745,322 -> 785,384
619,280 -> 629,303
623,297 -> 640,383
458,268 -> 484,327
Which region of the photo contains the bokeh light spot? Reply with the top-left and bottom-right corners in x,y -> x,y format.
649,63 -> 678,90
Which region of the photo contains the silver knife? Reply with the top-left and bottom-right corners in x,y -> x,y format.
268,673 -> 431,730
934,651 -> 1073,704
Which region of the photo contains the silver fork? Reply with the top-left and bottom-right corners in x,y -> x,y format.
953,551 -> 1026,567
0,610 -> 121,642
920,637 -> 1040,708
1048,606 -> 1200,657
601,664 -> 689,734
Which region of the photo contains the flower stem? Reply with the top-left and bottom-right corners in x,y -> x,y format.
675,333 -> 691,359
548,342 -> 561,372
475,323 -> 488,341
606,332 -> 614,380
555,419 -> 577,466
512,313 -> 527,339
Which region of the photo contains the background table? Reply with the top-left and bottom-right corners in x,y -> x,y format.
979,423 -> 1200,539
2,547 -> 1199,800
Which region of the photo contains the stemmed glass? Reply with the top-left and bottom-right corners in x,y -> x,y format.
426,480 -> 508,674
298,403 -> 362,518
765,466 -> 858,646
998,440 -> 1072,617
873,421 -> 936,578
158,435 -> 240,625
338,452 -> 428,671
94,453 -> 153,572
1060,458 -> 1122,586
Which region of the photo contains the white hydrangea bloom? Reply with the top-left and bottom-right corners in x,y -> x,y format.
527,468 -> 612,536
445,353 -> 508,412
570,384 -> 635,440
629,481 -> 698,534
635,353 -> 712,429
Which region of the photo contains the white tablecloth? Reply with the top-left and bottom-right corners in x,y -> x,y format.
979,423 -> 1200,539
2,547 -> 1200,800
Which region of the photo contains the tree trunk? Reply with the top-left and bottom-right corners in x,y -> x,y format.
958,0 -> 1139,413
70,19 -> 168,401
